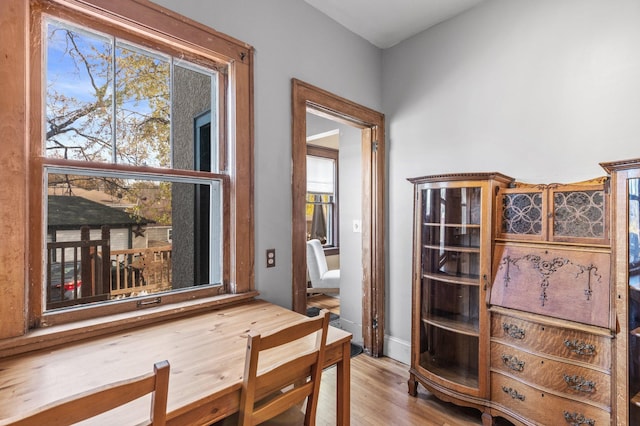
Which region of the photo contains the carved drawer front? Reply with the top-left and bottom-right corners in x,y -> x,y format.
490,342 -> 610,407
491,372 -> 610,426
491,313 -> 611,370
491,243 -> 611,328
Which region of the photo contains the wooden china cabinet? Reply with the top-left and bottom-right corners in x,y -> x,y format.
408,170 -> 619,426
488,178 -> 614,426
601,158 -> 640,426
407,173 -> 513,415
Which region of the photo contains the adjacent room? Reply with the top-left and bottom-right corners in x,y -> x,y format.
2,0 -> 640,425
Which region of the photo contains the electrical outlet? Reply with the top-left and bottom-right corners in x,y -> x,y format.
266,248 -> 276,268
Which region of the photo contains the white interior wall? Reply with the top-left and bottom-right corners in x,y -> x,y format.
152,0 -> 640,364
151,0 -> 382,308
337,124 -> 363,344
383,0 -> 640,363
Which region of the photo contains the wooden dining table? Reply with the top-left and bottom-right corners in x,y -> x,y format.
0,299 -> 352,425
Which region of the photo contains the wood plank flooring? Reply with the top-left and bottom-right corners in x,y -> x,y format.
309,294 -> 513,425
307,294 -> 340,315
316,354 -> 496,426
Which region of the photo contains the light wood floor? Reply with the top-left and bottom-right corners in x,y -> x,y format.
307,294 -> 340,315
310,295 -> 513,425
316,354 -> 507,426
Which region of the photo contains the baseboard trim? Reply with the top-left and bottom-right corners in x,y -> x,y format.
384,334 -> 411,365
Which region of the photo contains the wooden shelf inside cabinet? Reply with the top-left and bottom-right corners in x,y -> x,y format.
423,223 -> 481,228
632,392 -> 640,407
423,244 -> 480,253
423,271 -> 479,286
419,352 -> 479,389
630,326 -> 640,337
422,314 -> 479,336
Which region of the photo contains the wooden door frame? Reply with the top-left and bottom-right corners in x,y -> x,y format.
291,79 -> 385,356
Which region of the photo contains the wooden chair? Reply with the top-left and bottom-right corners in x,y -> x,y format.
0,360 -> 170,426
231,309 -> 330,426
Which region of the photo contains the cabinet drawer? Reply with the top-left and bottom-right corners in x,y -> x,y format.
491,342 -> 610,407
491,372 -> 610,426
491,313 -> 611,370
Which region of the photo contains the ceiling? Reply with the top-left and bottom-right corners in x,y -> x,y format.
304,0 -> 484,49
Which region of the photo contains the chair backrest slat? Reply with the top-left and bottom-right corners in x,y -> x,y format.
0,360 -> 170,426
254,352 -> 317,400
238,310 -> 330,426
259,318 -> 326,350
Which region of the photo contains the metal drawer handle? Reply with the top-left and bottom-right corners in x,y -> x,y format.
563,374 -> 595,393
503,323 -> 525,339
501,354 -> 525,372
563,339 -> 596,356
501,386 -> 525,401
563,410 -> 595,426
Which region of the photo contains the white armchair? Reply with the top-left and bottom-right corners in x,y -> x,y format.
306,239 -> 340,295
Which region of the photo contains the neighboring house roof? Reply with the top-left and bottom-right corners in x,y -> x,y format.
48,195 -> 152,230
48,187 -> 135,211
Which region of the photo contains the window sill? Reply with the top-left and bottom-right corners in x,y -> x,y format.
324,247 -> 340,256
0,291 -> 258,359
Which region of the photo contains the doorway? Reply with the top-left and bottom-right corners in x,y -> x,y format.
291,79 -> 385,357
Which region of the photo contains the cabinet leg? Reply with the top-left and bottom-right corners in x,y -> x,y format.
481,412 -> 494,426
408,373 -> 418,396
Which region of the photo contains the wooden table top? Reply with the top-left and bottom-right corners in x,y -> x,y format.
0,299 -> 352,425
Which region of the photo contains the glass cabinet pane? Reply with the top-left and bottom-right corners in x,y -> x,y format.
418,185 -> 482,388
629,178 -> 640,422
422,245 -> 480,279
422,187 -> 481,228
552,189 -> 605,239
419,325 -> 479,388
422,224 -> 480,252
499,190 -> 544,237
421,279 -> 479,333
498,185 -> 607,243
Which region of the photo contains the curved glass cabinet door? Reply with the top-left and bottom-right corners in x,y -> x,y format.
418,186 -> 482,388
629,178 -> 640,423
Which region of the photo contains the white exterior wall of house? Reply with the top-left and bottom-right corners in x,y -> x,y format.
145,226 -> 172,246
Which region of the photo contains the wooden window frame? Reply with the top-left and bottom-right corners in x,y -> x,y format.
1,0 -> 254,338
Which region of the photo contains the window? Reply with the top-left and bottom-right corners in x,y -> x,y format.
306,145 -> 339,249
29,0 -> 253,326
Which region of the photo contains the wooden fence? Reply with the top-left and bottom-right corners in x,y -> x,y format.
110,246 -> 172,297
47,225 -> 172,307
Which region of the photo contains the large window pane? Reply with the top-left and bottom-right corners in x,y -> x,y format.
45,170 -> 222,311
306,193 -> 334,245
307,156 -> 335,194
46,20 -> 114,162
45,18 -> 218,172
43,17 -> 225,314
306,150 -> 338,247
114,43 -> 170,167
